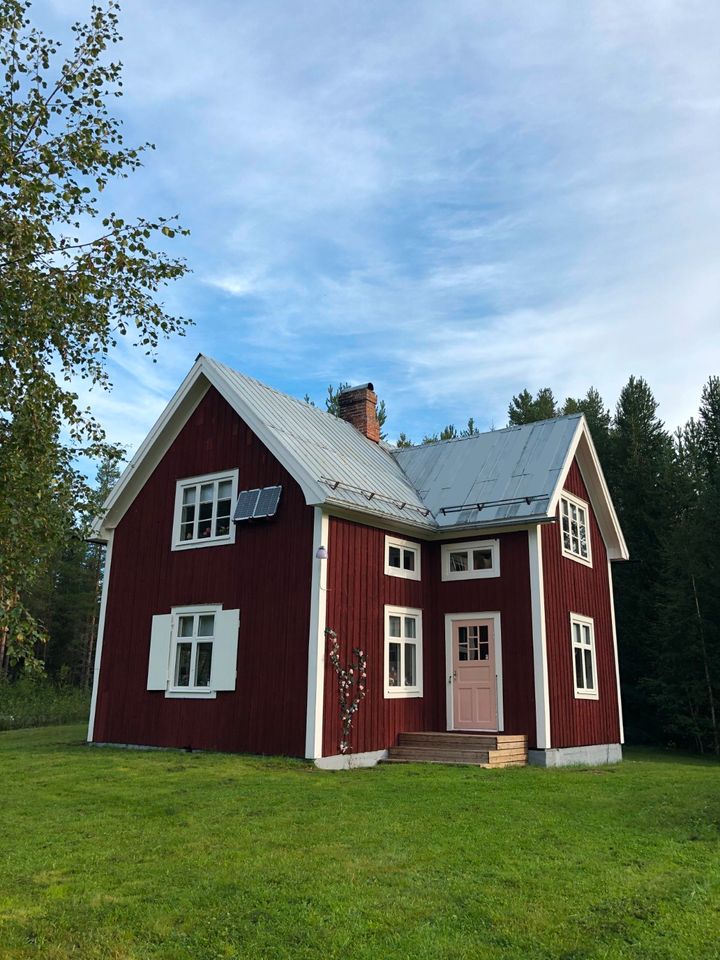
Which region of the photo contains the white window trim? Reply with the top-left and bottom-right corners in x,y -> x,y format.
384,535 -> 421,581
167,603 -> 222,698
441,539 -> 500,581
384,605 -> 423,699
444,611 -> 504,732
570,612 -> 599,700
171,469 -> 239,551
560,490 -> 592,567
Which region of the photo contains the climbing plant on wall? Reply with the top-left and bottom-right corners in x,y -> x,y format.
326,627 -> 367,755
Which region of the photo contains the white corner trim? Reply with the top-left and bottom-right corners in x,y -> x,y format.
87,530 -> 114,743
314,748 -> 388,770
607,560 -> 625,744
305,508 -> 329,759
444,611 -> 504,732
528,526 -> 551,749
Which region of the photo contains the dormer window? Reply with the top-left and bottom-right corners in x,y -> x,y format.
172,470 -> 239,551
560,492 -> 592,566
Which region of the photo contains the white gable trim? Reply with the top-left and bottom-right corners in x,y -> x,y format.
547,417 -> 629,561
93,355 -> 327,539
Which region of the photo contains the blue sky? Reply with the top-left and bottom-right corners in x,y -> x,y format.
42,0 -> 720,452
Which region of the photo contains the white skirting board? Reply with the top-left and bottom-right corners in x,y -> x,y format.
314,749 -> 388,770
528,743 -> 622,767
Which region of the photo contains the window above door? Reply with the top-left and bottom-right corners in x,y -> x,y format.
441,539 -> 500,581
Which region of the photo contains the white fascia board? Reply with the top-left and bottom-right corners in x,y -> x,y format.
93,355 -> 329,538
323,504 -> 557,543
200,356 -> 327,507
547,417 -> 629,561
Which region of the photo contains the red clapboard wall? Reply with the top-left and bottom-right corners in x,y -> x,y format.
542,459 -> 621,748
93,386 -> 315,757
322,519 -> 537,756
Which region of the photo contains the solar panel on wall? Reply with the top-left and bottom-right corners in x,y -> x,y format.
253,485 -> 282,519
232,485 -> 283,523
233,488 -> 261,522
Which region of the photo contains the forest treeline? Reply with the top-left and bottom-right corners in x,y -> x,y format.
8,373 -> 720,754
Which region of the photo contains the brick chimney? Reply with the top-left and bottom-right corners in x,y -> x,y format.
337,383 -> 380,443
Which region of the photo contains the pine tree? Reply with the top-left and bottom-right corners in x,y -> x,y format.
609,376 -> 674,742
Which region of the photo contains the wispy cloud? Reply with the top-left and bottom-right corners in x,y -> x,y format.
37,0 -> 720,450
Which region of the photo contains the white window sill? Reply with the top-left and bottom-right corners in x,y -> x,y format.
384,688 -> 423,699
384,567 -> 421,581
171,536 -> 234,552
574,690 -> 599,701
442,569 -> 500,582
562,549 -> 593,568
164,689 -> 218,699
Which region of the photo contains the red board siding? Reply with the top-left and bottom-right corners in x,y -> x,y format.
542,460 -> 621,748
93,386 -> 315,757
322,519 -> 537,756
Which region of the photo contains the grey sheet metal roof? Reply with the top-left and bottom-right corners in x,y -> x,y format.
207,358 -> 434,528
391,416 -> 582,530
208,357 -> 581,533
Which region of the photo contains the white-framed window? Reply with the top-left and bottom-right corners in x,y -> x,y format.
560,492 -> 592,566
147,604 -> 240,698
384,535 -> 421,580
570,613 -> 598,700
441,539 -> 500,581
171,469 -> 239,551
384,605 -> 423,698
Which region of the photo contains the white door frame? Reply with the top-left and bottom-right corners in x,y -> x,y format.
444,611 -> 504,732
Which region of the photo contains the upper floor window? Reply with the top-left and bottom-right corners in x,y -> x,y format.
384,605 -> 423,698
171,470 -> 239,551
560,492 -> 592,565
384,535 -> 421,580
570,613 -> 598,700
441,539 -> 500,581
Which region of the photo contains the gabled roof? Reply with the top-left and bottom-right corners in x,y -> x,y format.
94,355 -> 628,558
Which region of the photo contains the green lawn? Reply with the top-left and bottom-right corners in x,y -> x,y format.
1,726 -> 719,960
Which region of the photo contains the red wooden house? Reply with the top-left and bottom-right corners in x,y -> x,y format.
88,355 -> 628,768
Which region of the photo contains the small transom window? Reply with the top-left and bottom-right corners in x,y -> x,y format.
571,613 -> 598,699
384,606 -> 423,697
172,470 -> 239,550
384,536 -> 421,581
560,492 -> 592,565
441,539 -> 500,581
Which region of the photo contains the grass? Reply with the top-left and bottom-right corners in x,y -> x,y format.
0,679 -> 90,731
1,726 -> 719,960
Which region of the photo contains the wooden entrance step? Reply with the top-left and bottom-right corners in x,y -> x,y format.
384,732 -> 528,768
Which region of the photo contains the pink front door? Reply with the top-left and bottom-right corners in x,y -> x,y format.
452,619 -> 498,730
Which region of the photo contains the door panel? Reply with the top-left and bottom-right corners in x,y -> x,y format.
452,619 -> 497,730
